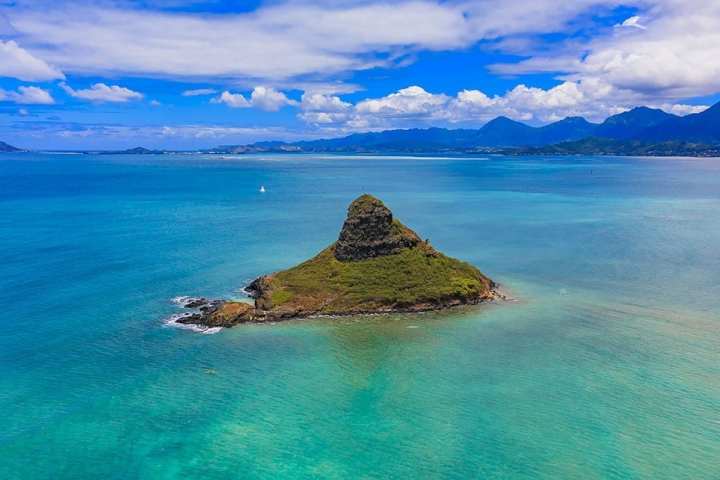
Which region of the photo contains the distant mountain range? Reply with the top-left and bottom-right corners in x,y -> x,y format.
2,102 -> 719,157
209,101 -> 720,156
0,141 -> 21,152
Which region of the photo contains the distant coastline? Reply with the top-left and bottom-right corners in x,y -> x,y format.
3,102 -> 719,158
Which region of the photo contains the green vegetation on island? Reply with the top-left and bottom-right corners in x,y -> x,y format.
253,240 -> 492,316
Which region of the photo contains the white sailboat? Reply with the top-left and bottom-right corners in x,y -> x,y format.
259,185 -> 266,193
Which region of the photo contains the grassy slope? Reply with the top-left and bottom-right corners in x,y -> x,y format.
265,242 -> 494,314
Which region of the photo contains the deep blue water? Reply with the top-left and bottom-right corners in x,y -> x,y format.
1,152 -> 719,479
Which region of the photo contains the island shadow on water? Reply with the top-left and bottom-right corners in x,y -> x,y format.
166,194 -> 509,333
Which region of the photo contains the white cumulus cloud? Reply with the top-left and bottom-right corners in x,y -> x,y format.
299,92 -> 353,124
355,86 -> 450,117
0,85 -> 54,104
212,91 -> 251,108
213,87 -> 296,111
250,86 -> 297,111
301,92 -> 352,112
492,1 -> 720,101
61,83 -> 143,102
295,81 -> 708,131
0,40 -> 64,81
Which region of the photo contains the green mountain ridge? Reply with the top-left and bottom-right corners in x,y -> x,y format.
0,141 -> 22,152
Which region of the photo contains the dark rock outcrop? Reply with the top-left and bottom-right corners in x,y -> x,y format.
334,194 -> 421,261
173,296 -> 209,308
176,300 -> 254,327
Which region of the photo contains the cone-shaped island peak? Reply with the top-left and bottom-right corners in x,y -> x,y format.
177,194 -> 501,328
335,194 -> 422,261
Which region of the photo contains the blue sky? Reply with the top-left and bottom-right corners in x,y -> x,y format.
1,0 -> 719,149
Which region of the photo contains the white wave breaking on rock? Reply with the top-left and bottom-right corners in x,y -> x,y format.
163,312 -> 222,335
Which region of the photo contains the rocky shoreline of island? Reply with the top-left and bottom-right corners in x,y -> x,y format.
170,283 -> 510,329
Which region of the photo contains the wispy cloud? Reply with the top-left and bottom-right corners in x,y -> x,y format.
182,88 -> 217,96
1,119 -> 324,149
617,16 -> 647,30
159,125 -> 297,139
0,0 -> 628,84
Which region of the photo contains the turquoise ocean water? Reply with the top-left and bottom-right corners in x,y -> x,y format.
1,153 -> 719,479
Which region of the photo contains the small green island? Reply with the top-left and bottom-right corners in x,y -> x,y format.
176,194 -> 501,328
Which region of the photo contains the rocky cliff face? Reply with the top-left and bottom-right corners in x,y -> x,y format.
334,194 -> 421,261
